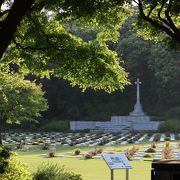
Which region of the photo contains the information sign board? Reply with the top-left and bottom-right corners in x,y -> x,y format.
102,153 -> 132,170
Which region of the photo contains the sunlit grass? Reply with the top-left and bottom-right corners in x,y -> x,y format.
19,154 -> 151,180
17,143 -> 155,180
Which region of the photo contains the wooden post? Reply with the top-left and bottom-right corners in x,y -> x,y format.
111,169 -> 114,180
126,169 -> 129,180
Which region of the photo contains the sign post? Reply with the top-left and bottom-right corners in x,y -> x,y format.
102,153 -> 132,180
126,169 -> 129,180
111,169 -> 114,180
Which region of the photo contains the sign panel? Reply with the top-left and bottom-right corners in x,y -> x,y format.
102,153 -> 132,170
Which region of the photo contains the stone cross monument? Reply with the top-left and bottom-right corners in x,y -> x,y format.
129,78 -> 146,116
70,78 -> 161,132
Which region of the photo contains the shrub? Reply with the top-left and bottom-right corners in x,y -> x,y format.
88,150 -> 97,156
0,156 -> 32,180
95,147 -> 103,154
48,152 -> 55,157
165,141 -> 170,148
83,148 -> 103,159
74,148 -> 81,155
39,120 -> 69,132
84,153 -> 93,159
124,146 -> 139,160
0,146 -> 12,174
143,154 -> 153,158
33,163 -> 83,180
159,119 -> 180,132
0,145 -> 31,180
163,147 -> 173,159
145,148 -> 156,153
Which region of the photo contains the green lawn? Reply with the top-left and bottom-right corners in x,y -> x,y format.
18,144 -> 153,180
19,154 -> 151,180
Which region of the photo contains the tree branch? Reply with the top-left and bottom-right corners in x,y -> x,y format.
12,38 -> 76,52
0,9 -> 9,18
0,0 -> 35,59
137,0 -> 177,40
147,1 -> 157,17
133,0 -> 139,5
165,0 -> 179,34
26,14 -> 52,46
157,0 -> 169,26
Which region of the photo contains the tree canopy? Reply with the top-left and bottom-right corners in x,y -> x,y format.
0,0 -> 131,92
0,71 -> 48,144
0,0 -> 179,92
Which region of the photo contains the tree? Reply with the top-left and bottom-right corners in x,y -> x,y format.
0,0 -> 131,93
134,0 -> 180,45
0,71 -> 48,144
149,44 -> 180,109
0,1 -> 179,56
0,1 -> 179,93
115,16 -> 180,115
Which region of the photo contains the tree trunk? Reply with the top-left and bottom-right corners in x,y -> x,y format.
0,0 -> 35,59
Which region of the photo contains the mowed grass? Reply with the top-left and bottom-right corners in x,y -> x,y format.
18,144 -> 152,180
19,154 -> 151,180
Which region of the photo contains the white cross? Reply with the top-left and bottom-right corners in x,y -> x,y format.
135,78 -> 141,103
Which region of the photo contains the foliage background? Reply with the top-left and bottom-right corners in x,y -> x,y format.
18,16 -> 179,129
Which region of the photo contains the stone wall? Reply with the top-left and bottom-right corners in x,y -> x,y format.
70,115 -> 161,132
132,120 -> 160,131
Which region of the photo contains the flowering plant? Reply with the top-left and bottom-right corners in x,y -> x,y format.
163,147 -> 173,159
124,146 -> 139,160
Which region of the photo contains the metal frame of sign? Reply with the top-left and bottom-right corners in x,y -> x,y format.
102,153 -> 132,180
